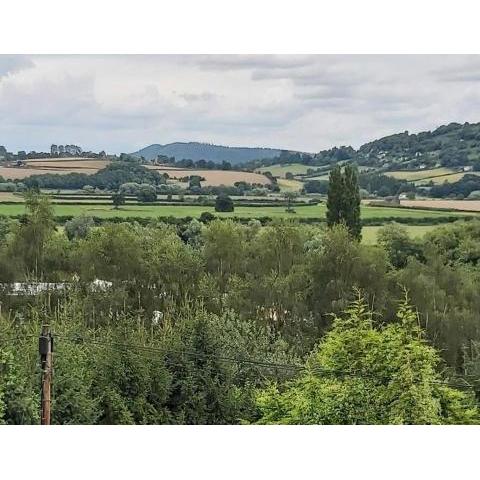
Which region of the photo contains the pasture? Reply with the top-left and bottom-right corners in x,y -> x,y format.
385,168 -> 455,181
0,201 -> 475,221
361,224 -> 439,244
385,167 -> 480,185
276,178 -> 304,191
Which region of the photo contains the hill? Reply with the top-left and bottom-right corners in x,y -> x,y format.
254,121 -> 480,175
357,121 -> 480,170
131,142 -> 283,165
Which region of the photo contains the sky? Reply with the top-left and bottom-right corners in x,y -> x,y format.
1,54 -> 480,155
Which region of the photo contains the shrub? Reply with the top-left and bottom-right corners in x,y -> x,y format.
199,212 -> 216,223
65,216 -> 95,240
215,195 -> 234,212
136,184 -> 157,203
0,182 -> 17,192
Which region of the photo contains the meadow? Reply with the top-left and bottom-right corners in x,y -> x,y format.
361,224 -> 439,244
276,178 -> 304,191
385,167 -> 480,185
385,167 -> 456,181
0,201 -> 475,220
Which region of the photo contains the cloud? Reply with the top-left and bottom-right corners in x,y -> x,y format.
1,55 -> 480,154
192,54 -> 316,71
0,55 -> 34,80
431,56 -> 480,83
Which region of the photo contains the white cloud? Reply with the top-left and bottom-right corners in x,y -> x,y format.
1,55 -> 480,154
0,55 -> 34,80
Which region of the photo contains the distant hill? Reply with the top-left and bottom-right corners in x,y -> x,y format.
130,121 -> 480,171
131,142 -> 283,165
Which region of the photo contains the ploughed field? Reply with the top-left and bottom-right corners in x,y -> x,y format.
400,199 -> 480,211
0,158 -> 108,179
0,159 -> 271,187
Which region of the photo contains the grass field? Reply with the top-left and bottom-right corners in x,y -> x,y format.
385,168 -> 456,181
277,178 -> 304,192
0,202 -> 475,220
256,163 -> 312,177
0,192 -> 23,202
413,171 -> 480,185
305,174 -> 329,181
361,225 -> 439,245
385,168 -> 480,185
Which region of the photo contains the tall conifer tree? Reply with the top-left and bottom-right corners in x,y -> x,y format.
326,164 -> 361,241
326,165 -> 345,226
344,165 -> 362,240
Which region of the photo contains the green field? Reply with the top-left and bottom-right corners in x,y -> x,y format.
276,178 -> 304,192
305,174 -> 329,181
413,171 -> 480,185
385,167 -> 480,185
0,202 -> 476,220
361,224 -> 439,244
385,168 -> 456,181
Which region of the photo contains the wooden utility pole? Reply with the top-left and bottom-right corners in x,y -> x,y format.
39,325 -> 53,425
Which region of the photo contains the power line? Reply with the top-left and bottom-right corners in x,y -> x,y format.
53,332 -> 479,390
53,333 -> 302,371
2,330 -> 476,390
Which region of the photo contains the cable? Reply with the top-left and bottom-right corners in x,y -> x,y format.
53,332 -> 479,390
2,331 -> 476,389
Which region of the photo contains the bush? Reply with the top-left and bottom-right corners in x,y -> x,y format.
65,216 -> 94,240
111,193 -> 125,209
215,195 -> 234,212
0,182 -> 17,192
199,212 -> 216,223
468,190 -> 480,199
136,184 -> 157,203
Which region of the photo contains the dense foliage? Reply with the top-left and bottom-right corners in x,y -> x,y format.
1,194 -> 480,424
215,195 -> 234,212
22,162 -> 167,191
358,122 -> 480,169
256,296 -> 478,424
